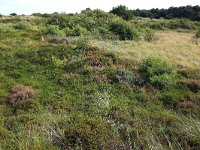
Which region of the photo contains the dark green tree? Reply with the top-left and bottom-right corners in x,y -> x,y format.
10,13 -> 17,16
110,5 -> 134,20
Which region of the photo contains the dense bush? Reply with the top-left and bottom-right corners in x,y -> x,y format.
43,25 -> 65,36
139,57 -> 179,89
47,10 -> 118,36
149,22 -> 165,30
47,13 -> 70,28
44,10 -> 148,40
167,19 -> 196,30
110,21 -> 139,40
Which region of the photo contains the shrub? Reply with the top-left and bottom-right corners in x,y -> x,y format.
116,69 -> 146,88
161,89 -> 186,108
139,57 -> 179,89
43,25 -> 65,36
109,21 -> 139,40
149,22 -> 165,30
167,19 -> 196,30
65,25 -> 88,36
14,22 -> 30,30
47,13 -> 70,28
196,28 -> 200,38
144,30 -> 158,42
51,55 -> 67,68
75,36 -> 90,50
10,84 -> 37,104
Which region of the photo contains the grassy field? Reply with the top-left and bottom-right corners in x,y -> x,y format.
0,14 -> 200,149
92,30 -> 200,69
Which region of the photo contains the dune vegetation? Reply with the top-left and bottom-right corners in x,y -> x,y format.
0,7 -> 200,150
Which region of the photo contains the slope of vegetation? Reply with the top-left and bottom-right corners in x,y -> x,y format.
0,9 -> 200,150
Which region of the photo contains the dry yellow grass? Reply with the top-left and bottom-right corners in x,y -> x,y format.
92,31 -> 200,69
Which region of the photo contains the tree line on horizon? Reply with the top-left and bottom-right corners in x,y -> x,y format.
111,5 -> 200,21
1,5 -> 200,22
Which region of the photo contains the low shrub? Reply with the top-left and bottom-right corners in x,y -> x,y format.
65,25 -> 88,36
47,13 -> 70,28
43,25 -> 65,36
178,79 -> 200,93
144,30 -> 158,42
75,36 -> 90,50
0,24 -> 13,33
10,84 -> 37,104
14,22 -> 29,30
51,55 -> 67,68
116,69 -> 146,88
167,19 -> 196,30
149,22 -> 165,30
109,21 -> 139,40
139,56 -> 179,89
161,89 -> 186,108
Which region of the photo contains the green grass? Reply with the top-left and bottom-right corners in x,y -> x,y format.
0,15 -> 200,150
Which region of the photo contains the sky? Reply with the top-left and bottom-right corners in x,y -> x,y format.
0,0 -> 199,15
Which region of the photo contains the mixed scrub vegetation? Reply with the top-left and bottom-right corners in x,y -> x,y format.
0,5 -> 200,150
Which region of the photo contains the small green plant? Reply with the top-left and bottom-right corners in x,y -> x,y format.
51,56 -> 67,68
109,21 -> 139,40
139,56 -> 179,89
